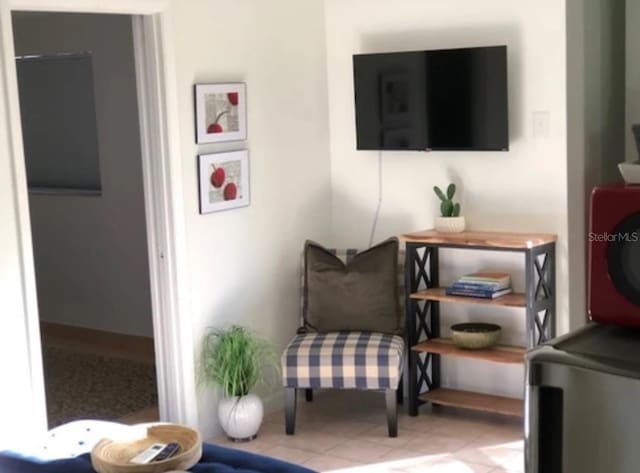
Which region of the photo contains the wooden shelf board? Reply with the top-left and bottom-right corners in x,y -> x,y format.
412,338 -> 525,364
401,229 -> 557,249
410,287 -> 526,307
420,388 -> 524,417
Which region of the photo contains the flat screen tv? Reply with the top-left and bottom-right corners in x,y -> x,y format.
353,45 -> 508,151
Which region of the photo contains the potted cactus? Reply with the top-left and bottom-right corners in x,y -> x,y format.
433,183 -> 465,233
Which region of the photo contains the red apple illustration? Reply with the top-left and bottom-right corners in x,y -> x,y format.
228,92 -> 239,106
210,167 -> 225,188
207,110 -> 229,134
207,123 -> 223,133
223,182 -> 237,200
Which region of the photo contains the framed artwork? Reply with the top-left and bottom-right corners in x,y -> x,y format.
198,150 -> 250,214
194,83 -> 247,143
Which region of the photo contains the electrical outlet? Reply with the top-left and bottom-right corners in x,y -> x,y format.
533,111 -> 550,138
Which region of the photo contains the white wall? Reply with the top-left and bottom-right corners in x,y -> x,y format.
3,0 -> 627,443
566,0 -> 626,332
324,0 -> 569,399
628,0 -> 640,162
1,1 -> 330,442
12,13 -> 153,337
168,0 -> 332,438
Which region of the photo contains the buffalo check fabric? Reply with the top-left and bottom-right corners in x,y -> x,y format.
282,331 -> 404,389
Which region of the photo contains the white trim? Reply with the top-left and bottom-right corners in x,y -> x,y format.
0,0 -> 198,437
131,13 -> 199,427
0,0 -> 47,439
8,0 -> 169,15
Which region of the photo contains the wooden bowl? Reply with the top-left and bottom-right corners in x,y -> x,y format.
451,323 -> 501,349
91,424 -> 202,473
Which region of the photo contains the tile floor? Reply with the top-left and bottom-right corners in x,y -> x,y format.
213,390 -> 523,472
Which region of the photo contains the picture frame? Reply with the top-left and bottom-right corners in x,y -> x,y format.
198,150 -> 250,214
194,83 -> 247,143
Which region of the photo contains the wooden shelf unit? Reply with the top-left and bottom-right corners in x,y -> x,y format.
412,338 -> 526,365
419,388 -> 524,417
402,228 -> 557,418
410,287 -> 526,308
402,229 -> 557,249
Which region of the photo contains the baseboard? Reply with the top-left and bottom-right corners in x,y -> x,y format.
40,322 -> 155,363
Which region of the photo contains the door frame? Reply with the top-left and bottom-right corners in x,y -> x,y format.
0,0 -> 198,438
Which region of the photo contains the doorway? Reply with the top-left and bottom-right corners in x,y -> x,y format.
12,11 -> 162,428
0,0 -> 197,445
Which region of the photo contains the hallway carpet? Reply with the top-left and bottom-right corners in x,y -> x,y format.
42,345 -> 158,428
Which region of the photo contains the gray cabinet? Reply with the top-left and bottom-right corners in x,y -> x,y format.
527,323 -> 640,473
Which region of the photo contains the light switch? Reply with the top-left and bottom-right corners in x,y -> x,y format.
533,111 -> 550,138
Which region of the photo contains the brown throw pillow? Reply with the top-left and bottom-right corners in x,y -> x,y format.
303,238 -> 400,333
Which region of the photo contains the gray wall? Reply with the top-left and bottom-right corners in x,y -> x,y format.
566,0 -> 626,329
13,12 -> 153,337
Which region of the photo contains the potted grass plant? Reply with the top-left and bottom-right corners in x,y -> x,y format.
200,325 -> 277,441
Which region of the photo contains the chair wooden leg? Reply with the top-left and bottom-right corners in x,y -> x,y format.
285,388 -> 297,435
396,376 -> 404,405
386,388 -> 398,437
305,388 -> 313,402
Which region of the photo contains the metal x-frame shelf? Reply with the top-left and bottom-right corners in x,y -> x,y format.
404,236 -> 556,416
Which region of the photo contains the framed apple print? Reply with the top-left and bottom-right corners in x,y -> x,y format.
195,83 -> 247,143
198,150 -> 250,214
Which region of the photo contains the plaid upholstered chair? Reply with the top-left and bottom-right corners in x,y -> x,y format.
281,240 -> 405,437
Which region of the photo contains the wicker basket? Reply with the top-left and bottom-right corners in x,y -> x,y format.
91,424 -> 202,473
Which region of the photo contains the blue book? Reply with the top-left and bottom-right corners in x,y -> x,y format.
450,281 -> 509,291
445,287 -> 513,299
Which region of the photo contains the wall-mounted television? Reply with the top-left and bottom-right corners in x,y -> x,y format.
353,45 -> 509,151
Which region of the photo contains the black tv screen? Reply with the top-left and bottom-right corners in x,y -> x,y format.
353,46 -> 509,151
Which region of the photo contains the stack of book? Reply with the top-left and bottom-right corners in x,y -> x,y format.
446,272 -> 512,299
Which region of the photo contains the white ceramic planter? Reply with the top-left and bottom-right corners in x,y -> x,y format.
218,394 -> 264,441
435,216 -> 466,233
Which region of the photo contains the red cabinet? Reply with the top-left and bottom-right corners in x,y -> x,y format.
589,184 -> 640,327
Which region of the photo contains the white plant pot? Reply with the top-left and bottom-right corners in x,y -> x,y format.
435,216 -> 466,233
218,394 -> 264,441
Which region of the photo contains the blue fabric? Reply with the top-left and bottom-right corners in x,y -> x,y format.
282,331 -> 404,389
0,442 -> 316,473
